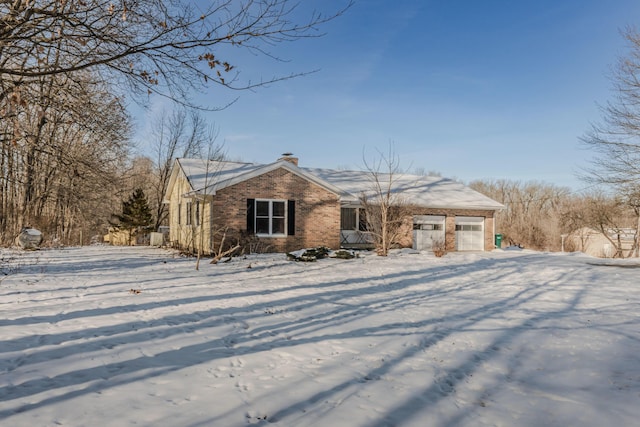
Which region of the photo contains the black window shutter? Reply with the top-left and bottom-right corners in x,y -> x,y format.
287,200 -> 296,236
246,199 -> 255,235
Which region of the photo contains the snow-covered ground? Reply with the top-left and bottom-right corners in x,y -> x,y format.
1,246 -> 639,427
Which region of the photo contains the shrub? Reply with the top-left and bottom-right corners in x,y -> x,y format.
432,239 -> 446,257
331,249 -> 356,259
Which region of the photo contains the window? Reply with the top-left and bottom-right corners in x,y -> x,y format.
455,224 -> 482,232
340,207 -> 368,231
414,223 -> 443,231
186,202 -> 192,226
255,200 -> 286,236
195,201 -> 200,226
341,208 -> 357,230
177,203 -> 182,225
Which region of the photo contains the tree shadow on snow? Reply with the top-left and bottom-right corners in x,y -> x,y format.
1,252 -> 631,426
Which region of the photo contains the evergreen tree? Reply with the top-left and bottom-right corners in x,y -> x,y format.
113,189 -> 154,244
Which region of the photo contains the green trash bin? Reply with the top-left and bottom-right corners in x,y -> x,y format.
495,234 -> 503,249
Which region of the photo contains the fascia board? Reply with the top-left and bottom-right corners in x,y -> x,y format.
162,159 -> 191,204
425,203 -> 505,211
340,200 -> 504,211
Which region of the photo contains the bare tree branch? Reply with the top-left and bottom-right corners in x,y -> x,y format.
0,0 -> 352,107
361,144 -> 411,256
581,27 -> 640,186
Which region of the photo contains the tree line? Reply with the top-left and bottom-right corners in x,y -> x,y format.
468,180 -> 639,256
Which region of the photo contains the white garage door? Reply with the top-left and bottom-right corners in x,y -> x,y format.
413,215 -> 445,250
455,216 -> 484,251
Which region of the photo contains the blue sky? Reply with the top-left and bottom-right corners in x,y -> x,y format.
135,0 -> 640,190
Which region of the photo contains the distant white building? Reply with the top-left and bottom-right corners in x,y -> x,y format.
568,227 -> 637,258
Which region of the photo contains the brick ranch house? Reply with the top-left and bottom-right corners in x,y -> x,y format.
163,155 -> 504,255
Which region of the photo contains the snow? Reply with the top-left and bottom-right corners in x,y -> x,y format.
176,158 -> 504,210
1,246 -> 639,426
177,158 -> 264,193
307,167 -> 504,210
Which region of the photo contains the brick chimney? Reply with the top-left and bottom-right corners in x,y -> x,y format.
278,152 -> 298,166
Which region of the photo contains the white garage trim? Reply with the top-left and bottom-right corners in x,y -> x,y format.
455,216 -> 484,251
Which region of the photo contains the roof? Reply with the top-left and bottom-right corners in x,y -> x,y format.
306,167 -> 504,210
167,158 -> 504,211
178,158 -> 263,192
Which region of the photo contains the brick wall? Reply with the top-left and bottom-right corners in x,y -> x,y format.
212,168 -> 341,253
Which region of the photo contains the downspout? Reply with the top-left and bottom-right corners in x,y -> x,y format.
209,192 -> 215,254
492,210 -> 496,250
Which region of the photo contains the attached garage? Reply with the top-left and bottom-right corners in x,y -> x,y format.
413,215 -> 445,250
455,216 -> 485,251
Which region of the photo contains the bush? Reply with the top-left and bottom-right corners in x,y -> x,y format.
432,239 -> 446,257
331,249 -> 356,259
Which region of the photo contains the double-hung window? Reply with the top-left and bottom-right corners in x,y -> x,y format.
255,200 -> 286,236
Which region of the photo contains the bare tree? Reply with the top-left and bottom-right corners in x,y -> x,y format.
149,107 -> 223,231
195,143 -> 223,270
470,179 -> 569,250
0,69 -> 130,244
413,167 -> 441,177
612,187 -> 640,257
0,0 -> 352,109
580,27 -> 640,256
581,28 -> 640,187
560,191 -> 636,258
360,145 -> 410,256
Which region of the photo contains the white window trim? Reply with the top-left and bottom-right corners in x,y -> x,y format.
255,199 -> 287,237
